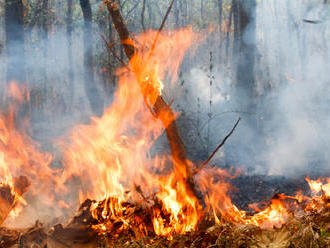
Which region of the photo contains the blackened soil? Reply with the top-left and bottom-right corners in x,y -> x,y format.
230,175 -> 312,211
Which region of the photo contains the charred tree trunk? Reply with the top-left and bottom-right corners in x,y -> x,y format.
80,0 -> 104,116
231,0 -> 257,168
5,0 -> 25,83
236,0 -> 256,104
234,0 -> 257,114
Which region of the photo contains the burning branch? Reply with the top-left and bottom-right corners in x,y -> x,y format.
0,176 -> 30,225
104,0 -> 200,201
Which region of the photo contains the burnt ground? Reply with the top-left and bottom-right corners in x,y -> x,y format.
230,175 -> 313,210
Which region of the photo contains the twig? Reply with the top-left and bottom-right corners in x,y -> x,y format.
199,117 -> 241,170
147,0 -> 175,60
101,34 -> 129,69
125,0 -> 141,19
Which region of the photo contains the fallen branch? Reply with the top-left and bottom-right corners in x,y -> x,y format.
104,0 -> 200,201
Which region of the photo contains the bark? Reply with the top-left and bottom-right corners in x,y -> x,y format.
5,0 -> 25,83
104,0 -> 199,202
80,0 -> 104,116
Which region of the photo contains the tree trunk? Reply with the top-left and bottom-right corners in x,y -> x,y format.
80,0 -> 104,116
234,0 -> 257,112
141,0 -> 146,31
174,0 -> 179,28
217,0 -> 223,32
40,0 -> 49,86
200,0 -> 204,23
231,0 -> 257,168
67,0 -> 74,104
5,0 -> 25,83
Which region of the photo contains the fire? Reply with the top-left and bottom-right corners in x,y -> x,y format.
59,28 -> 200,238
0,82 -> 65,227
55,26 -> 330,237
0,27 -> 329,240
248,196 -> 290,229
306,177 -> 330,197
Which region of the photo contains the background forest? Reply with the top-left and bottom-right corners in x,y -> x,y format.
0,0 -> 329,176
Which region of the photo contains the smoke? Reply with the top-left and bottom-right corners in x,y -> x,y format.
0,0 -> 329,228
0,26 -> 108,227
173,0 -> 330,176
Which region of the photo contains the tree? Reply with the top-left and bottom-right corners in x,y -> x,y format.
231,0 -> 257,168
233,0 -> 257,115
80,0 -> 104,116
5,0 -> 25,83
217,0 -> 223,32
67,0 -> 74,101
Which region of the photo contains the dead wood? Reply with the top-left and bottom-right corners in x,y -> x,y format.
0,176 -> 30,225
147,0 -> 175,60
104,0 -> 200,202
0,227 -> 20,248
196,117 -> 241,173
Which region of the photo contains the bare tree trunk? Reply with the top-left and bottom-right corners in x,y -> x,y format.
232,0 -> 258,168
5,0 -> 25,83
40,0 -> 49,87
217,0 -> 223,31
234,0 -> 257,111
67,0 -> 74,103
200,0 -> 204,22
80,0 -> 104,116
174,0 -> 179,28
225,0 -> 233,57
141,0 -> 146,31
41,0 -> 49,55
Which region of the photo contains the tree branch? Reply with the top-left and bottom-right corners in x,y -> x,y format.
104,0 -> 200,202
197,117 -> 241,173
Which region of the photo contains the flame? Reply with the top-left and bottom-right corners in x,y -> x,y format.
0,28 -> 329,239
0,82 -> 61,226
60,28 -> 200,238
248,196 -> 290,229
58,26 -> 330,237
306,177 -> 330,197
